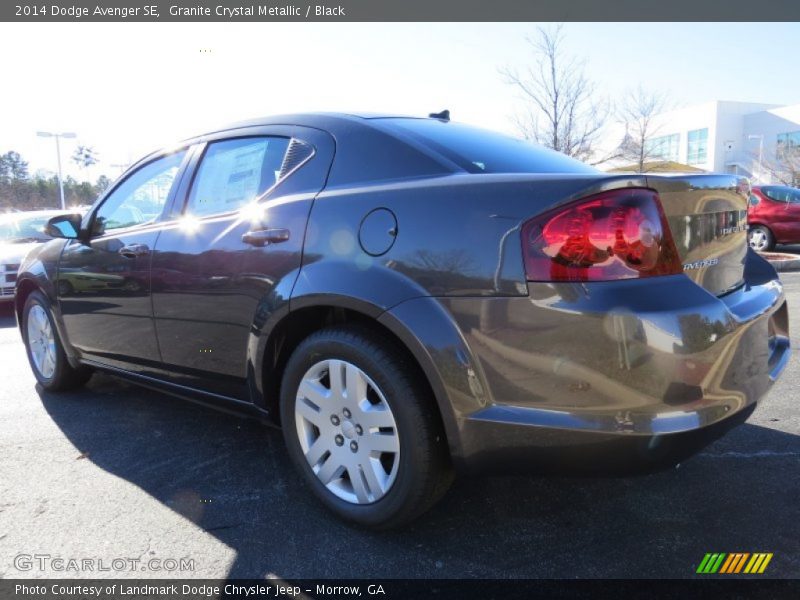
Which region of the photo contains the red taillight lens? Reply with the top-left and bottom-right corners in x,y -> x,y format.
521,188 -> 682,282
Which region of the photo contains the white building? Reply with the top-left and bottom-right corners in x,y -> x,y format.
597,100 -> 800,184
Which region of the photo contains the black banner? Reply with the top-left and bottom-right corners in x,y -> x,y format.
3,579 -> 800,600
3,0 -> 800,22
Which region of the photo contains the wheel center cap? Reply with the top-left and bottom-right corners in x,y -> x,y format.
341,420 -> 357,440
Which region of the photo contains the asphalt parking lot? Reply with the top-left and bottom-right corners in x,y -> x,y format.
0,273 -> 798,580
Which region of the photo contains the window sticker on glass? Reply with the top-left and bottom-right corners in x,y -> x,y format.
190,139 -> 268,215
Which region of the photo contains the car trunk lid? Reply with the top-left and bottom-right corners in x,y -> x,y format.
645,174 -> 749,296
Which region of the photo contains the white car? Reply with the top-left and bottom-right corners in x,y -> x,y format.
0,210 -> 76,302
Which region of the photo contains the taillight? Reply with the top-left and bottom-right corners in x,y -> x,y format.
521,188 -> 682,282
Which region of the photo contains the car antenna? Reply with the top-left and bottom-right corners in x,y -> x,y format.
428,109 -> 450,122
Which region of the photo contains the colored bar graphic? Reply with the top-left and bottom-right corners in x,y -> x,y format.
719,553 -> 749,573
733,553 -> 750,573
719,554 -> 735,573
744,553 -> 774,574
745,554 -> 761,573
697,553 -> 727,573
697,553 -> 713,573
711,553 -> 726,573
758,553 -> 773,573
699,552 -> 772,574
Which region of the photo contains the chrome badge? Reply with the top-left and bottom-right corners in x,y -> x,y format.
683,258 -> 719,271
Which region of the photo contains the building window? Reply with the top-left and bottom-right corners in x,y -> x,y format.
687,128 -> 708,165
777,130 -> 800,159
777,131 -> 800,147
645,133 -> 680,162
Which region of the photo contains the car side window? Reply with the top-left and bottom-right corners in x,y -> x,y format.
761,186 -> 800,203
94,151 -> 187,235
749,194 -> 760,206
185,137 -> 291,217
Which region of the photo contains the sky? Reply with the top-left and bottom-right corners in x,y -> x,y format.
2,22 -> 800,181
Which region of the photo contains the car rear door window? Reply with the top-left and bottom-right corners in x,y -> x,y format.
762,186 -> 800,203
186,137 -> 290,217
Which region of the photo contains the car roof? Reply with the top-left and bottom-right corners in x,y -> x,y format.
128,112 -> 437,175
197,111 -> 425,138
229,111 -> 418,124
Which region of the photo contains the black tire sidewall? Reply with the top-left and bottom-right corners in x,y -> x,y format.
280,329 -> 434,528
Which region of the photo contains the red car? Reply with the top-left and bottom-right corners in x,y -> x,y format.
747,185 -> 800,251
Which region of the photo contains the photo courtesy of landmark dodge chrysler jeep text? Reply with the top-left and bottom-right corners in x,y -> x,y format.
15,113 -> 790,528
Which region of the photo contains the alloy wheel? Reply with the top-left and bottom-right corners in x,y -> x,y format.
294,359 -> 400,504
27,304 -> 56,379
748,228 -> 768,251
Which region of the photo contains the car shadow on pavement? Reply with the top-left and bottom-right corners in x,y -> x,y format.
38,373 -> 800,579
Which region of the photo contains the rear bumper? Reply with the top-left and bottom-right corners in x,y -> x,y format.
458,403 -> 758,475
438,250 -> 789,474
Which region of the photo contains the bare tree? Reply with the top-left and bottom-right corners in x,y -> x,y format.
758,145 -> 800,186
501,25 -> 608,162
407,249 -> 476,274
617,86 -> 672,172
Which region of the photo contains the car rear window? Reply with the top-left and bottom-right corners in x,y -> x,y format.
376,118 -> 597,175
762,186 -> 800,203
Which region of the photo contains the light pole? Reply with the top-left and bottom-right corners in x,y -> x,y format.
36,131 -> 76,209
748,134 -> 764,183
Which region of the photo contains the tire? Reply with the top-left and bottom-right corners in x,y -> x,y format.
748,225 -> 775,252
57,279 -> 73,296
22,290 -> 92,391
122,278 -> 142,293
280,325 -> 453,529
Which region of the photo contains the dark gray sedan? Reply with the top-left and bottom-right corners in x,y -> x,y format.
15,113 -> 790,528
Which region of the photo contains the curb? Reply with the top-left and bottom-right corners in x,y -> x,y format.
767,258 -> 800,273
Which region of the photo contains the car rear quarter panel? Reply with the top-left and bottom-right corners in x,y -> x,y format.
292,172 -> 646,463
295,173 -> 644,302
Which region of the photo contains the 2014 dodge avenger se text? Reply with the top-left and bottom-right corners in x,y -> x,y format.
15,112 -> 790,528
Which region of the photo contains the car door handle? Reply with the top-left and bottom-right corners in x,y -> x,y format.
118,244 -> 150,258
242,228 -> 290,247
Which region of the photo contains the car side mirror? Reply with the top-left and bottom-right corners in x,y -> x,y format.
45,213 -> 84,240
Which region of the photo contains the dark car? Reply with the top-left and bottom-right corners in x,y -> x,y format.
15,113 -> 790,528
747,185 -> 800,251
